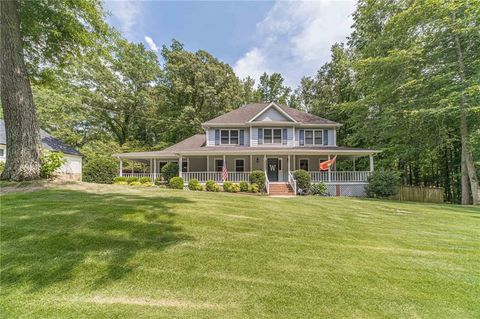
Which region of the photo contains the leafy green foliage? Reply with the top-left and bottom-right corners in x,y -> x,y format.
257,72 -> 291,104
367,170 -> 401,198
39,150 -> 65,179
205,180 -> 219,192
139,177 -> 152,184
310,182 -> 328,196
223,181 -> 233,192
248,183 -> 259,193
126,176 -> 138,184
161,163 -> 178,184
83,156 -> 117,184
293,170 -> 311,195
169,177 -> 184,189
0,161 -> 4,174
188,179 -> 203,191
239,181 -> 249,192
129,181 -> 142,187
249,170 -> 266,192
113,176 -> 127,183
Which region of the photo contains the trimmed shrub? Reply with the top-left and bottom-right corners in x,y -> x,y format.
310,182 -> 328,196
126,176 -> 138,184
169,176 -> 184,189
248,183 -> 259,193
139,176 -> 152,184
188,178 -> 203,191
0,161 -> 4,174
239,181 -> 249,192
205,180 -> 219,192
83,156 -> 118,184
40,150 -> 65,178
154,176 -> 164,186
293,169 -> 311,195
115,181 -> 128,186
130,181 -> 142,186
223,181 -> 233,192
367,170 -> 401,198
231,183 -> 240,193
161,163 -> 178,184
249,170 -> 266,192
114,176 -> 127,183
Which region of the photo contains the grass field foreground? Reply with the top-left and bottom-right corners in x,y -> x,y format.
1,184 -> 479,318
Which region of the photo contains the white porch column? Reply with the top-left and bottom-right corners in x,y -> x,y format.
179,155 -> 183,178
131,162 -> 134,173
263,155 -> 267,174
153,158 -> 157,179
288,155 -> 291,173
328,155 -> 332,182
207,155 -> 210,171
293,154 -> 296,170
119,159 -> 123,176
369,154 -> 374,172
250,155 -> 253,171
353,157 -> 356,171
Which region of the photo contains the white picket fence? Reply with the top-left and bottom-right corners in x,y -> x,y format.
182,172 -> 251,183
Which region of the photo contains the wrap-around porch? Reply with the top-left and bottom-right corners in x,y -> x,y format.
118,153 -> 375,185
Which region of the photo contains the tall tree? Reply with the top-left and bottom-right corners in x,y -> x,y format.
257,72 -> 291,104
0,0 -> 107,180
159,40 -> 243,143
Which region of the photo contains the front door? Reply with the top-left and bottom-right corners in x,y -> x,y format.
267,158 -> 279,182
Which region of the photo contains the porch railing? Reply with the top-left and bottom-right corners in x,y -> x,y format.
288,171 -> 297,195
182,171 -> 251,183
308,171 -> 372,183
122,172 -> 160,180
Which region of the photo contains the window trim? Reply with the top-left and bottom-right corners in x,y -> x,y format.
262,128 -> 282,144
303,129 -> 324,146
234,158 -> 245,172
220,129 -> 240,145
214,158 -> 224,172
299,158 -> 309,171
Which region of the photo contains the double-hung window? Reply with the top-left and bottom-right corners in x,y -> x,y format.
304,129 -> 323,145
235,159 -> 245,172
215,159 -> 224,172
220,130 -> 239,145
263,128 -> 282,144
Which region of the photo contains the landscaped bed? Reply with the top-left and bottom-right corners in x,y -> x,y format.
1,183 -> 479,318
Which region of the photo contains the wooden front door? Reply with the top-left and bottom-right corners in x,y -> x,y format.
267,158 -> 279,182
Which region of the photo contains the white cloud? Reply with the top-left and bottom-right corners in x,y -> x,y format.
106,1 -> 143,37
144,36 -> 158,52
234,0 -> 356,88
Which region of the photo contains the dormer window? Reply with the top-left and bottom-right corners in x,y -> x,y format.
220,129 -> 239,145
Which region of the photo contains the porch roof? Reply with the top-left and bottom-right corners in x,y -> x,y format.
113,133 -> 380,159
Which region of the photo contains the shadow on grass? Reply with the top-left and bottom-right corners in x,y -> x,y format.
0,189 -> 193,293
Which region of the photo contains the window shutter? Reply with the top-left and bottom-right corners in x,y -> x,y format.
324,130 -> 328,145
239,130 -> 245,145
258,128 -> 263,145
299,130 -> 305,146
215,129 -> 220,145
282,128 -> 287,145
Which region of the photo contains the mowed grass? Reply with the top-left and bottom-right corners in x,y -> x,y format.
1,185 -> 479,318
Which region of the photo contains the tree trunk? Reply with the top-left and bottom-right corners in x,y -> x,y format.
453,19 -> 479,205
0,0 -> 41,180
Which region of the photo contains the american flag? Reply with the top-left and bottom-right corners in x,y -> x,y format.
222,160 -> 228,182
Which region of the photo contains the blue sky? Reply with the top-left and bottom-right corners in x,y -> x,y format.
105,0 -> 356,88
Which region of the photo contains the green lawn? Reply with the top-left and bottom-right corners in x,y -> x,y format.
1,184 -> 479,318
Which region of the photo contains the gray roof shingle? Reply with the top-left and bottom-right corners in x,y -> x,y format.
0,120 -> 82,156
203,102 -> 340,125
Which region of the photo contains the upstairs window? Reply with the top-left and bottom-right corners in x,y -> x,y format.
304,129 -> 323,145
220,130 -> 240,145
263,128 -> 282,144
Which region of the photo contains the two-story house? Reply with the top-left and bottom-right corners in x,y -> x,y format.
114,102 -> 380,195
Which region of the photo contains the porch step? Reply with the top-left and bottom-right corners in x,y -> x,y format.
269,183 -> 295,196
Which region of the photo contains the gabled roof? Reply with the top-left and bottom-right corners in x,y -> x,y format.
203,102 -> 340,126
0,120 -> 82,156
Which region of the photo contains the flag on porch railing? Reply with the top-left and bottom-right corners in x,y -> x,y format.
222,160 -> 228,181
319,156 -> 337,171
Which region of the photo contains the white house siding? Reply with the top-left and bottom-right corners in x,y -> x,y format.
56,154 -> 82,181
189,157 -> 207,171
253,107 -> 293,122
206,128 -> 250,146
0,144 -> 6,162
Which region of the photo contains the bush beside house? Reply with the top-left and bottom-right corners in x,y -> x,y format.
169,176 -> 184,189
162,163 -> 178,184
205,180 -> 220,192
293,169 -> 311,195
83,156 -> 118,184
188,179 -> 203,191
367,170 -> 401,198
249,170 -> 266,192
